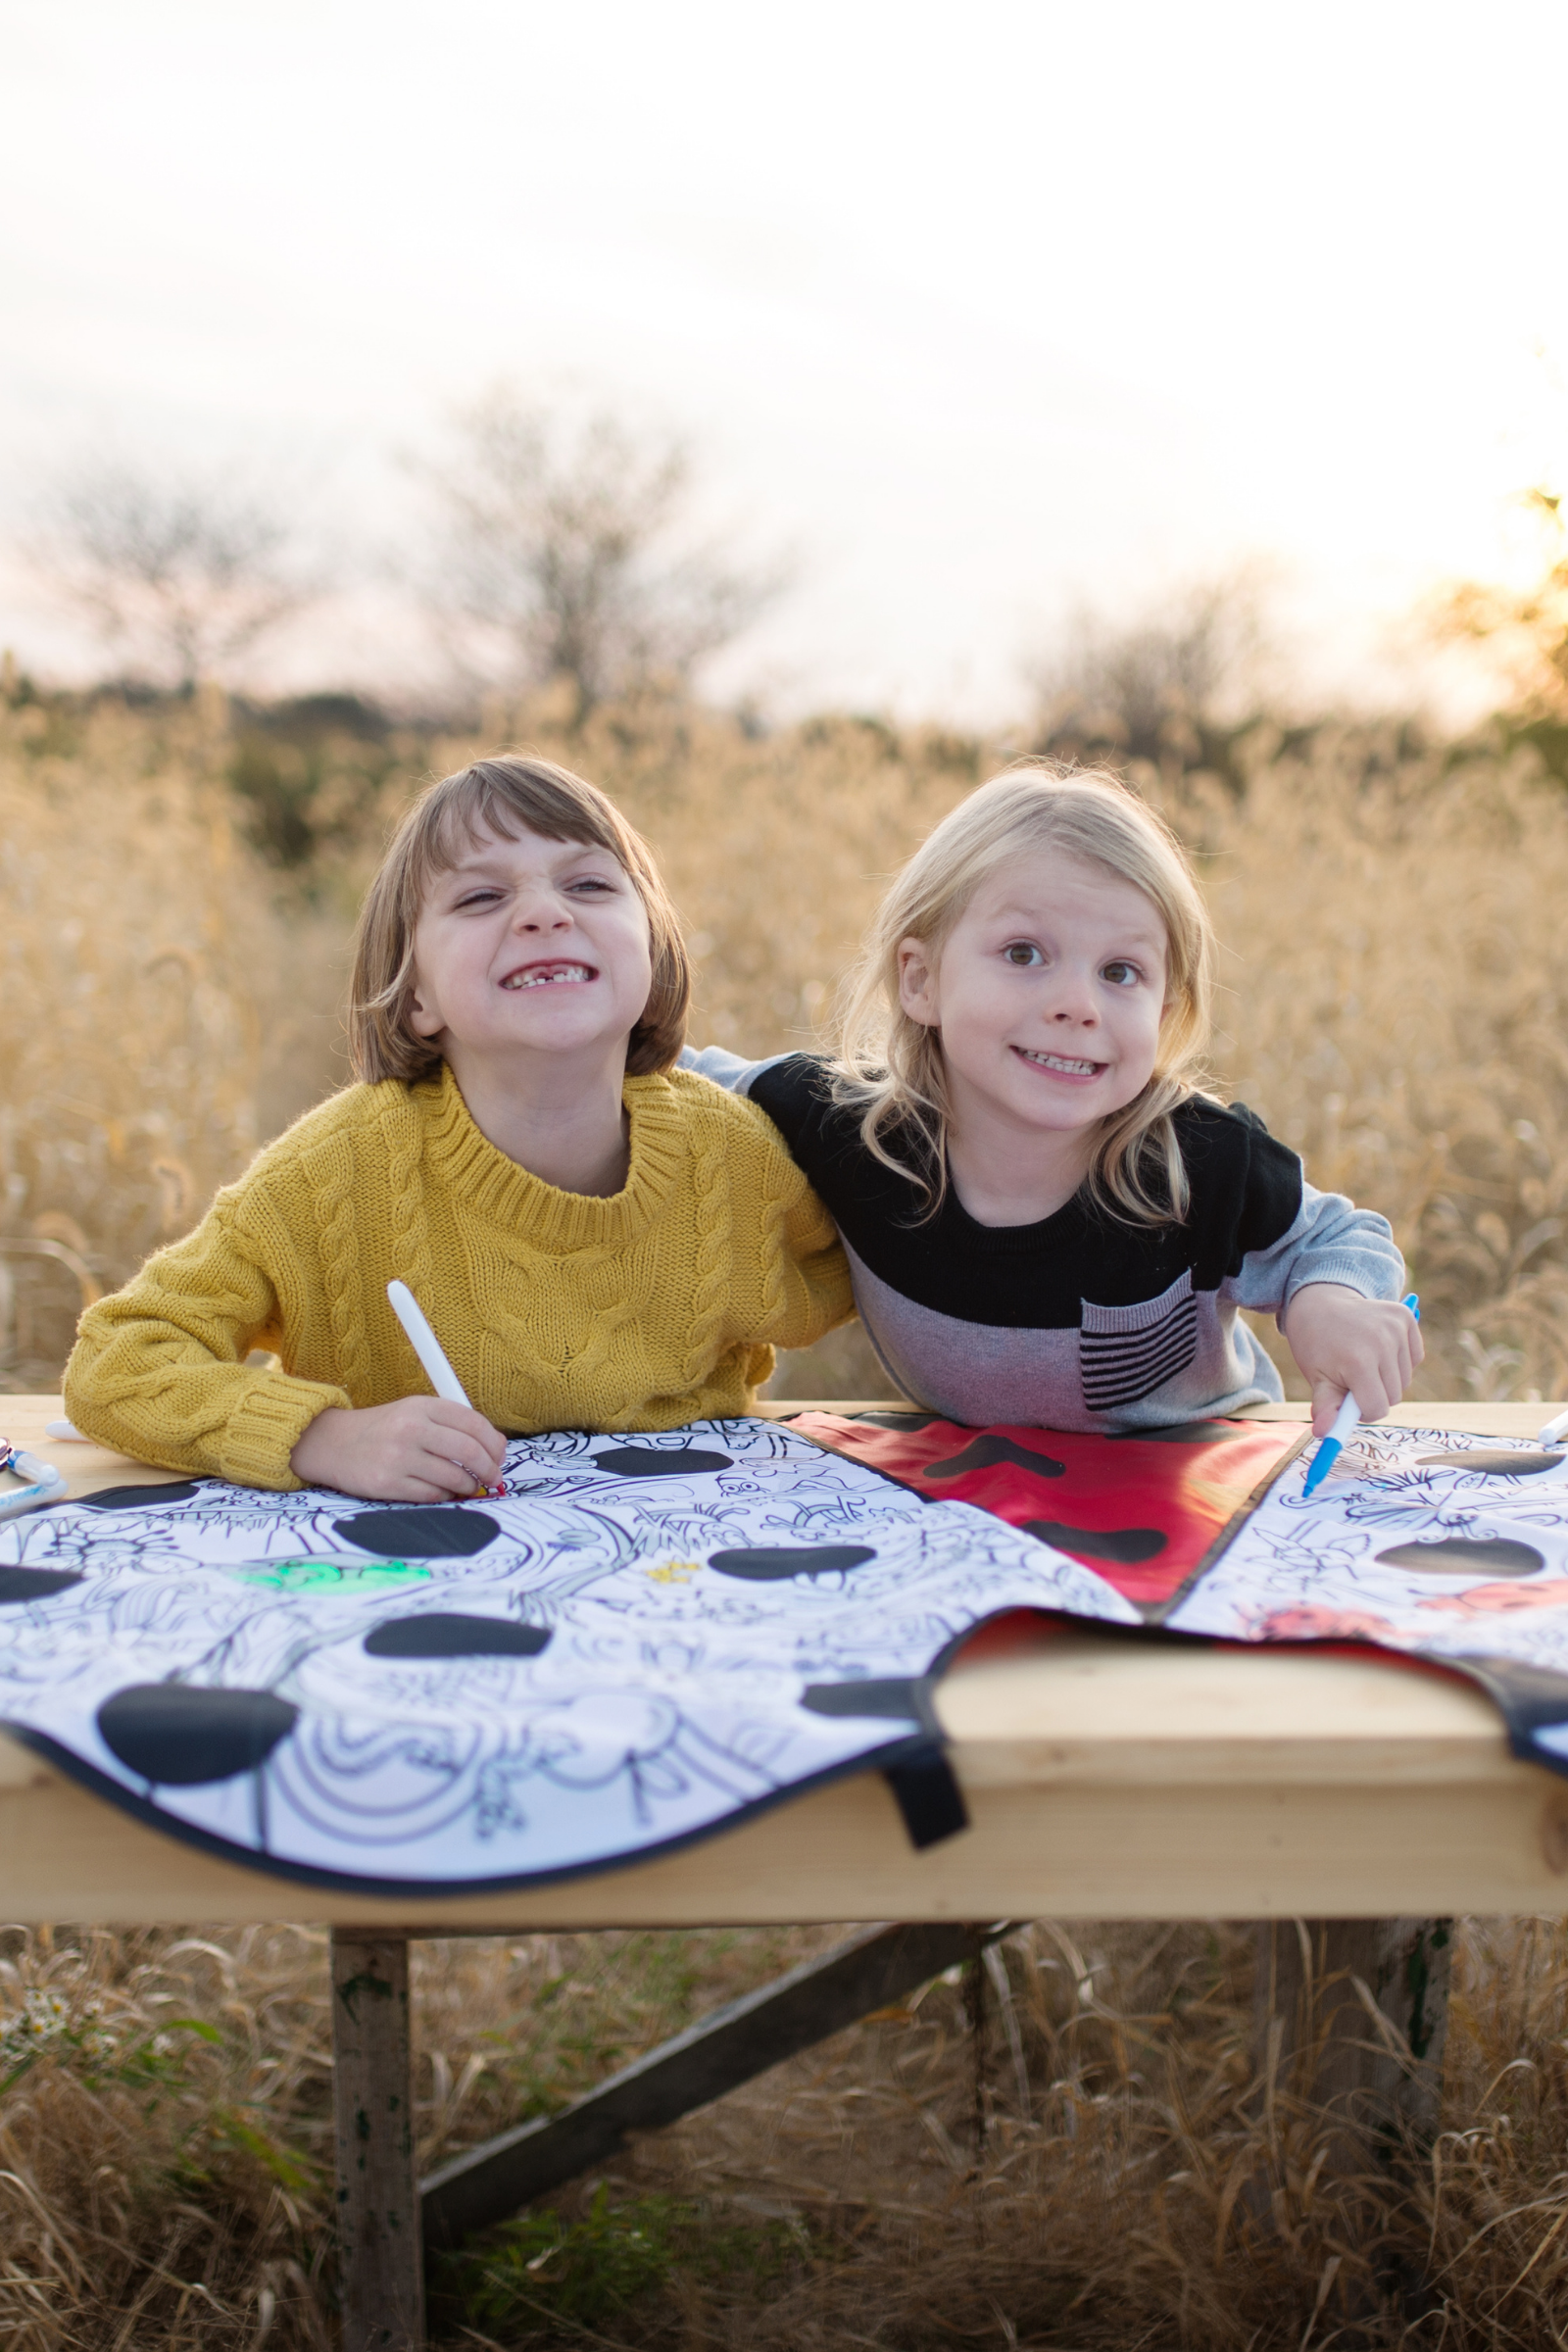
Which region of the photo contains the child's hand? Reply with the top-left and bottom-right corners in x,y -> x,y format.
290,1399 -> 508,1500
1279,1283 -> 1424,1437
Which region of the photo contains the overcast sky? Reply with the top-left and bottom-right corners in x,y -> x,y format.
4,0 -> 1566,716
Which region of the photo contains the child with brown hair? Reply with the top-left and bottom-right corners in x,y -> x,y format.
66,757 -> 850,1497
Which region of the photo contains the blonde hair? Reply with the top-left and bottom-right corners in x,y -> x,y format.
347,755 -> 691,1084
832,761 -> 1215,1224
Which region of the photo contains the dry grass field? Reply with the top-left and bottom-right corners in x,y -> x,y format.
6,686 -> 1568,2345
5,1914 -> 1568,2350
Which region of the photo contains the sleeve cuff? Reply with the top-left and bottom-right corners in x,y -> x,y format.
218,1375 -> 353,1490
1280,1258 -> 1400,1311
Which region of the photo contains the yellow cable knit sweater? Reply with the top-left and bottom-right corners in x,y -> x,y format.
65,1063 -> 852,1490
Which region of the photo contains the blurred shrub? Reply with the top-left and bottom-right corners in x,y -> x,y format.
224,694 -> 402,869
1436,485 -> 1568,786
437,2182 -> 803,2331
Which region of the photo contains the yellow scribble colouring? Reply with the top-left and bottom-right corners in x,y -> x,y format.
644,1560 -> 703,1585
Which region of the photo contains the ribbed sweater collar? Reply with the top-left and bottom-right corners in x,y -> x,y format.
416,1061 -> 686,1250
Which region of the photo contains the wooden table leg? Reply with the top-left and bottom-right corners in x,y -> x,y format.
331,1929 -> 424,2352
1250,1918 -> 1450,2335
1253,1915 -> 1452,2146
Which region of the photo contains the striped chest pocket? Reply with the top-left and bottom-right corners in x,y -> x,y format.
1079,1271 -> 1199,1411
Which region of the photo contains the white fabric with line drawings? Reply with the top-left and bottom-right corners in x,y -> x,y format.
1165,1422 -> 1568,1772
0,1417 -> 1133,1895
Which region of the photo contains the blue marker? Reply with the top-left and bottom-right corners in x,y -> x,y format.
0,1440 -> 67,1523
1300,1294 -> 1419,1499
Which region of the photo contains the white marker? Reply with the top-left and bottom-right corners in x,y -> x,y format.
1540,1404 -> 1568,1446
386,1280 -> 472,1407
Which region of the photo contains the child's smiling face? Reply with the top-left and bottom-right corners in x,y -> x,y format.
899,850 -> 1169,1146
408,824 -> 655,1068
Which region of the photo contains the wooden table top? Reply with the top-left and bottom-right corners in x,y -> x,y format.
3,1394 -> 1566,1927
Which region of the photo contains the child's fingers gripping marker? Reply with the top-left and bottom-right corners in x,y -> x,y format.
1301,1294 -> 1418,1499
1301,1393 -> 1360,1499
386,1282 -> 507,1496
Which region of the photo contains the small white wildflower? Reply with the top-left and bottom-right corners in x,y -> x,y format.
1,1988 -> 72,2052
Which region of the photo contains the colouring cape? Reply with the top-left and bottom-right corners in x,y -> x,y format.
1,1410 -> 1566,1894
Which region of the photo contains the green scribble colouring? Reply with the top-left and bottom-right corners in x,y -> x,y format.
227,1558 -> 433,1594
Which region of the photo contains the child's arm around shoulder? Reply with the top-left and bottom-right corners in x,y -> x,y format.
1210,1101 -> 1422,1436
678,1047 -> 840,1170
676,1044 -> 794,1097
671,1064 -> 853,1350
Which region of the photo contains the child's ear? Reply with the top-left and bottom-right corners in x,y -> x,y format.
898,938 -> 941,1028
407,981 -> 442,1041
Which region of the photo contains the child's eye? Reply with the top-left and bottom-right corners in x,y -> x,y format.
1102,959 -> 1141,986
455,888 -> 504,910
1003,943 -> 1042,966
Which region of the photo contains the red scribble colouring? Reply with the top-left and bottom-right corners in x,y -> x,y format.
1256,1603 -> 1400,1642
1421,1578 -> 1568,1617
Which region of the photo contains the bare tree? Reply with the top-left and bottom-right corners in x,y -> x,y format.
421,391 -> 783,722
32,459 -> 317,691
1028,574 -> 1272,768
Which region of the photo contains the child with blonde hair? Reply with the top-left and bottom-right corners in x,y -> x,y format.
67,756 -> 851,1496
686,762 -> 1419,1437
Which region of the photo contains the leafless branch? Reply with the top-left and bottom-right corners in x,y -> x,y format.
417,391 -> 785,721
1027,574 -> 1273,760
31,459 -> 318,691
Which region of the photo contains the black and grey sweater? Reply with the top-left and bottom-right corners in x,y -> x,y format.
680,1049 -> 1406,1433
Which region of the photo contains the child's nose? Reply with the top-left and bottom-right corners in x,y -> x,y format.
514,894 -> 572,930
1046,970 -> 1098,1022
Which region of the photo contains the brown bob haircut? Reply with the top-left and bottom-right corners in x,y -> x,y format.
346,756 -> 692,1084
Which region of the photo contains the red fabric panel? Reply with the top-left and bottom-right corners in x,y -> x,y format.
791,1414 -> 1307,1610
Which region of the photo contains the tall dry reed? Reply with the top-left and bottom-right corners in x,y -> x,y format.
1194,732 -> 1568,1403
0,697 -> 345,1386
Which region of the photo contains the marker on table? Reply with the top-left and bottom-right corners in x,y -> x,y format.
1300,1293 -> 1420,1499
1540,1402 -> 1568,1446
386,1280 -> 473,1406
0,1442 -> 67,1522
